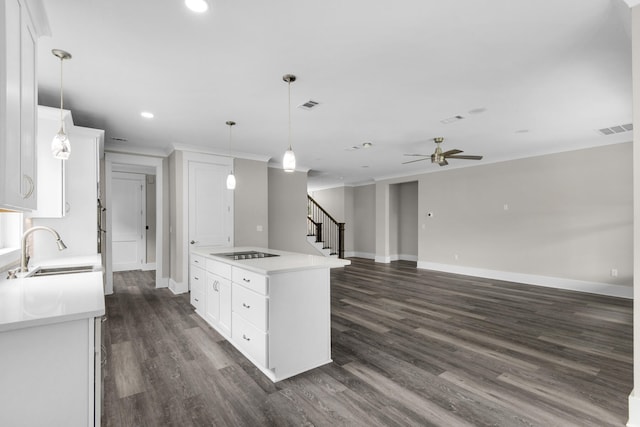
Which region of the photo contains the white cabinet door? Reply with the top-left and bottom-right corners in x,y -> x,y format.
18,2 -> 36,209
0,0 -> 37,210
188,160 -> 232,247
205,272 -> 220,326
219,278 -> 231,336
111,172 -> 145,271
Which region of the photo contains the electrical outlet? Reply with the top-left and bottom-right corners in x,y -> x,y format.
611,268 -> 618,277
454,253 -> 459,261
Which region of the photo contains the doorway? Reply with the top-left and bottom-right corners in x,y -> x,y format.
104,153 -> 165,295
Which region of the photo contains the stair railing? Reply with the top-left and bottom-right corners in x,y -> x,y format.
307,195 -> 345,258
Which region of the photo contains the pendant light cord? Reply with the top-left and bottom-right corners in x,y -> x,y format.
288,79 -> 292,151
59,56 -> 64,129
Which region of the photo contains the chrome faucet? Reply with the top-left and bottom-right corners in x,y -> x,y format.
21,226 -> 67,272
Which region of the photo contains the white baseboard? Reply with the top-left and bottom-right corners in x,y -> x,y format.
156,276 -> 169,289
141,263 -> 156,271
417,261 -> 632,299
390,254 -> 418,262
375,255 -> 391,263
628,390 -> 640,426
346,251 -> 374,259
169,278 -> 188,295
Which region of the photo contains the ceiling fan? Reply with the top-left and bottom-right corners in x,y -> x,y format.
403,137 -> 483,166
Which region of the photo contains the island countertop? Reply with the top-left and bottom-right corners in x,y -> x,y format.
190,246 -> 350,275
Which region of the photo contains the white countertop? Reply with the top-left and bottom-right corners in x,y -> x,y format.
191,246 -> 350,274
0,255 -> 105,332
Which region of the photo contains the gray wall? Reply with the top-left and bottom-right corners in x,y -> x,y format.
268,167 -> 316,255
234,159 -> 268,247
353,184 -> 375,257
397,181 -> 418,259
417,142 -> 632,286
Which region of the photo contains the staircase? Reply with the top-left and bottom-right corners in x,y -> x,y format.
307,195 -> 345,258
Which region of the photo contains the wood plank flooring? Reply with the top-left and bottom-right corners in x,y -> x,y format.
102,259 -> 632,426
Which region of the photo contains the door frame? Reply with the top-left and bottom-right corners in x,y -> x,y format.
111,171 -> 146,272
105,152 -> 165,294
179,151 -> 233,294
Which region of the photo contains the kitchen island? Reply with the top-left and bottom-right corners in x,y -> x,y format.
189,246 -> 349,382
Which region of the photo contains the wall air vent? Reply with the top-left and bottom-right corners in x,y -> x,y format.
298,100 -> 320,110
597,123 -> 633,136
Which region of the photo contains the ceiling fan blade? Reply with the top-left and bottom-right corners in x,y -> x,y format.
438,159 -> 448,166
402,157 -> 430,165
442,149 -> 463,156
447,155 -> 483,160
404,153 -> 431,157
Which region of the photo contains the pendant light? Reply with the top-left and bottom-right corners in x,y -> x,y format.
282,74 -> 296,172
226,121 -> 236,190
51,49 -> 72,160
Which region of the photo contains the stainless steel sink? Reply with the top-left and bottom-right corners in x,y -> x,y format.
28,264 -> 101,277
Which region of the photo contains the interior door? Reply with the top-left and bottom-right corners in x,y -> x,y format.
188,161 -> 232,248
111,172 -> 145,271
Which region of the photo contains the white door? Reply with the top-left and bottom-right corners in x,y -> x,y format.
188,161 -> 232,248
112,172 -> 145,271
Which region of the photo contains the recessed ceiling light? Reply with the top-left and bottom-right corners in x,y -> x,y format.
362,142 -> 373,148
185,0 -> 209,13
141,111 -> 154,119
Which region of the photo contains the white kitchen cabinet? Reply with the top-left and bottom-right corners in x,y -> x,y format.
33,108 -> 103,219
0,316 -> 102,426
0,0 -> 46,210
200,258 -> 232,337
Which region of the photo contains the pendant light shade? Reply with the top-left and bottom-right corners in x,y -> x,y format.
51,49 -> 72,160
226,121 -> 236,190
282,74 -> 296,173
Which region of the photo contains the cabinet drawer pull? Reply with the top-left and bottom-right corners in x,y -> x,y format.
194,298 -> 199,302
242,302 -> 251,309
242,278 -> 251,283
242,334 -> 251,341
194,276 -> 199,280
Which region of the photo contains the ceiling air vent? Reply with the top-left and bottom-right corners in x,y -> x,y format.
597,123 -> 633,136
298,100 -> 320,110
440,115 -> 464,124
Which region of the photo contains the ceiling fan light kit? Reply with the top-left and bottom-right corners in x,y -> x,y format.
403,137 -> 483,167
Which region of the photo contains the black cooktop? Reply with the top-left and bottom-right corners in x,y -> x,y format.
214,251 -> 279,260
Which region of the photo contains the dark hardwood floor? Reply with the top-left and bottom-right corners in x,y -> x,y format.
103,259 -> 632,426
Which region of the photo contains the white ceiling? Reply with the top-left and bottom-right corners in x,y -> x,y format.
36,0 -> 633,190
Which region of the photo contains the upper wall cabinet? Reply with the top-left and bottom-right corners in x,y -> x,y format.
0,0 -> 49,211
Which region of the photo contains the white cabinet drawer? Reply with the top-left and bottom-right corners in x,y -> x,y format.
190,265 -> 205,295
232,312 -> 267,367
190,290 -> 204,312
191,253 -> 205,268
232,283 -> 268,331
232,267 -> 268,295
207,259 -> 231,279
